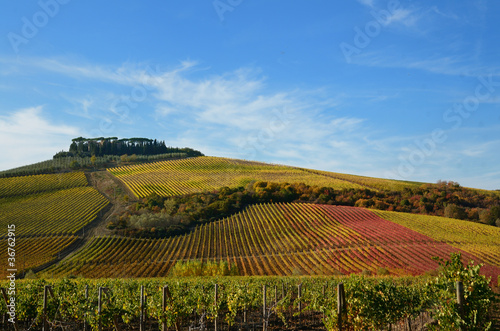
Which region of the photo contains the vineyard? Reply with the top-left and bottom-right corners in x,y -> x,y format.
107,157 -> 369,198
0,172 -> 88,197
298,168 -> 423,191
0,235 -> 77,278
2,258 -> 496,331
374,210 -> 500,269
0,172 -> 110,276
42,204 -> 500,285
0,186 -> 109,237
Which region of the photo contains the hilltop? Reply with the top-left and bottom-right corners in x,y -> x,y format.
0,137 -> 203,178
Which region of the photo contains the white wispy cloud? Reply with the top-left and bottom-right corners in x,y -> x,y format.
1,56 -> 498,190
430,6 -> 459,20
357,0 -> 375,8
0,107 -> 81,170
353,51 -> 500,77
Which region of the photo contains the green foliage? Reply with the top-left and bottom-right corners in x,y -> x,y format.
62,136 -> 203,158
0,260 -> 495,330
69,160 -> 80,169
427,253 -> 496,330
480,205 -> 500,226
170,260 -> 239,277
444,203 -> 467,220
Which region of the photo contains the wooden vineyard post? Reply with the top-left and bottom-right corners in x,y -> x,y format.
140,285 -> 145,331
214,284 -> 218,331
337,283 -> 346,331
322,284 -> 326,320
456,281 -> 465,326
262,284 -> 267,331
98,287 -> 103,331
1,287 -> 19,331
406,317 -> 412,331
162,285 -> 178,331
99,287 -> 122,331
104,288 -> 122,331
42,285 -> 55,331
42,285 -> 49,331
274,285 -> 278,305
83,285 -> 89,331
297,283 -> 302,320
243,284 -> 248,324
162,286 -> 167,331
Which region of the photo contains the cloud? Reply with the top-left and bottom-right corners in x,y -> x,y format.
353,51 -> 500,77
430,6 -> 459,20
2,56 -> 497,190
0,107 -> 80,170
386,8 -> 417,27
357,0 -> 375,8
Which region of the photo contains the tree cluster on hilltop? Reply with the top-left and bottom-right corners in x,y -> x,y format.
108,180 -> 500,238
53,137 -> 203,158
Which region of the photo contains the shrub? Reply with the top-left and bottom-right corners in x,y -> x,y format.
170,260 -> 239,277
428,253 -> 496,330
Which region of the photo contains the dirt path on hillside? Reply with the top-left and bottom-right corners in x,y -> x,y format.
33,171 -> 137,275
84,171 -> 137,236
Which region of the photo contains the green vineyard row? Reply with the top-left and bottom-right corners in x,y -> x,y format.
1,262 -> 495,331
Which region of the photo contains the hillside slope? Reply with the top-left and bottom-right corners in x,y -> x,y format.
42,204 -> 500,284
107,156 -> 411,198
0,172 -> 110,277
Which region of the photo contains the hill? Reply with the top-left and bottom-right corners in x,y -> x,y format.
0,172 -> 110,275
106,156 -> 420,197
0,136 -> 203,178
1,153 -> 499,284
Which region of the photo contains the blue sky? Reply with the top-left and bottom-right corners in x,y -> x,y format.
1,0 -> 499,189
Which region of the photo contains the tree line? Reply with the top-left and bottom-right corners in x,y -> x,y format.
53,137 -> 203,158
108,180 -> 500,238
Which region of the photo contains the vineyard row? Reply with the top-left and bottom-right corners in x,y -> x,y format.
0,276 -> 466,331
108,156 -> 367,198
0,186 -> 109,237
43,204 -> 500,283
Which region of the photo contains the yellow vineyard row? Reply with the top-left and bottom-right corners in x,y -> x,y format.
0,235 -> 77,278
374,209 -> 500,267
108,156 -> 366,197
42,204 -> 500,278
0,172 -> 88,198
0,186 -> 109,237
